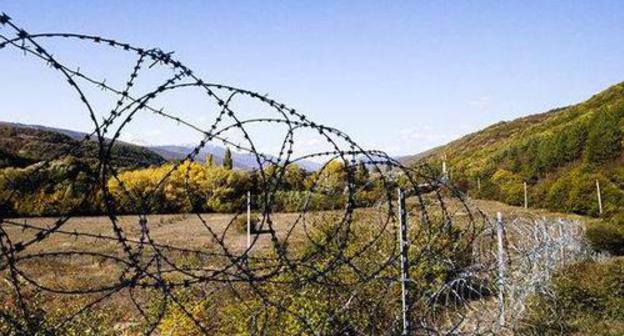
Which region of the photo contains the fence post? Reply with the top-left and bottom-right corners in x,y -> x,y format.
523,182 -> 528,209
247,191 -> 251,250
398,188 -> 410,335
496,212 -> 506,329
558,221 -> 565,268
596,180 -> 603,216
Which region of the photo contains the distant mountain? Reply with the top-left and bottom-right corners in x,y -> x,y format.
150,144 -> 322,171
0,122 -> 165,168
401,81 -> 624,217
3,122 -> 89,142
151,144 -> 243,167
396,145 -> 442,166
0,122 -> 322,171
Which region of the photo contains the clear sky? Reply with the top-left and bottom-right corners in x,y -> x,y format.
2,1 -> 624,156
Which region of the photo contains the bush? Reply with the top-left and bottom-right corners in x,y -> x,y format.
586,221 -> 624,256
490,169 -> 524,206
520,258 -> 624,336
230,213 -> 260,234
157,213 -> 475,335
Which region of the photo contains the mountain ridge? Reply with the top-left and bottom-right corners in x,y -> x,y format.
0,121 -> 321,171
0,121 -> 165,168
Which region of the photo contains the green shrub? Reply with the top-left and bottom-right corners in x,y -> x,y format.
230,213 -> 260,234
157,213 -> 475,335
520,258 -> 624,336
586,221 -> 624,256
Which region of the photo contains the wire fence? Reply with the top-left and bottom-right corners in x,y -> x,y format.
466,214 -> 594,334
0,12 -> 591,335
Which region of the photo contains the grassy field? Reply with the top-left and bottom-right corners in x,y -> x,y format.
0,198 -> 594,335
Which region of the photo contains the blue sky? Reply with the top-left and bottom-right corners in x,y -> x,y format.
2,1 -> 624,156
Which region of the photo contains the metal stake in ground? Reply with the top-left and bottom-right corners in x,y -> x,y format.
496,212 -> 506,329
398,188 -> 410,335
246,191 -> 274,248
596,180 -> 603,216
247,191 -> 251,250
523,182 -> 528,209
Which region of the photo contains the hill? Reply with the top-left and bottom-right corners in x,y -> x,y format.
0,122 -> 165,168
404,82 -> 624,218
151,144 -> 322,171
0,122 -> 322,171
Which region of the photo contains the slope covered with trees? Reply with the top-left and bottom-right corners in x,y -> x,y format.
403,82 -> 624,334
0,123 -> 165,169
406,83 -> 624,217
405,82 -> 624,250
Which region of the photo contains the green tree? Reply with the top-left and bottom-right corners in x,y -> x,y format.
356,160 -> 370,185
585,108 -> 622,164
284,164 -> 306,191
520,139 -> 540,177
560,122 -> 587,162
206,154 -> 214,166
223,148 -> 233,170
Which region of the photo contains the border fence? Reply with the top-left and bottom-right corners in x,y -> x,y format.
0,12 -> 592,335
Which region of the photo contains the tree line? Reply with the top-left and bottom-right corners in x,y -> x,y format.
0,152 -> 385,217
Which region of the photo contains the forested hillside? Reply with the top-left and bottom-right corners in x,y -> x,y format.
406,82 -> 624,257
403,83 -> 624,333
0,122 -> 165,168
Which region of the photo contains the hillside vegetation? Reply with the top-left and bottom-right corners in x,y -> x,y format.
408,82 -> 624,252
0,123 -> 165,168
408,82 -> 624,216
0,157 -> 379,217
404,82 -> 624,335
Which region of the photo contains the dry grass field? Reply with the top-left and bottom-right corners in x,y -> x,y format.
0,198 -> 593,334
1,198 -> 592,291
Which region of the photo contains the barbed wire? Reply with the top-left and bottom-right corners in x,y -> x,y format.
0,12 -> 589,335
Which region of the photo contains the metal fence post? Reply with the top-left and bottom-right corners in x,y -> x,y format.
523,182 -> 528,209
398,188 -> 410,335
596,180 -> 603,216
558,221 -> 565,267
496,212 -> 506,329
247,191 -> 251,250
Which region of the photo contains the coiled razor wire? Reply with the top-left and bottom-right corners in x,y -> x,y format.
0,13 -> 589,335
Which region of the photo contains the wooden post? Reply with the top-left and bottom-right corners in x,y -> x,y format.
523,182 -> 528,209
496,212 -> 506,329
596,180 -> 603,216
398,189 -> 410,335
247,191 -> 251,249
477,177 -> 481,192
